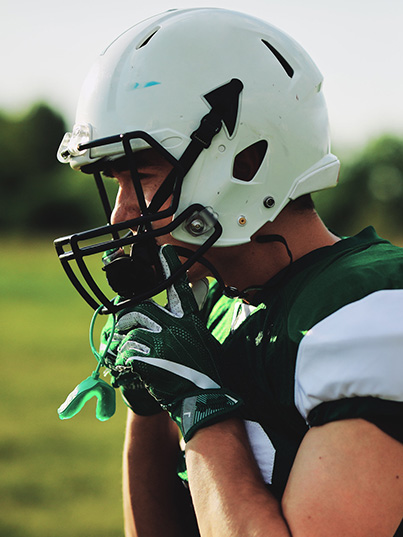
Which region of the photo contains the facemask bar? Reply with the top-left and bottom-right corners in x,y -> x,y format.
55,204 -> 222,313
55,78 -> 244,313
81,130 -> 183,220
54,128 -> 221,313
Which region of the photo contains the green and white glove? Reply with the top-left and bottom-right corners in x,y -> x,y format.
101,306 -> 163,416
113,245 -> 243,442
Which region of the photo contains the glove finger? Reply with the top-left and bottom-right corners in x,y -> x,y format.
112,307 -> 163,336
121,295 -> 182,328
119,307 -> 224,382
119,328 -> 220,391
128,355 -> 221,390
117,327 -> 220,388
159,245 -> 198,317
119,336 -> 151,359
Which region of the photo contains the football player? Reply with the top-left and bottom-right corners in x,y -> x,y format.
56,8 -> 403,536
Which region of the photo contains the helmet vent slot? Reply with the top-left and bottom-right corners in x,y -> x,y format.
137,28 -> 160,49
233,140 -> 268,182
261,40 -> 294,78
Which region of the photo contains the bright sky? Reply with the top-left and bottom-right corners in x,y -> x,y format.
2,0 -> 402,150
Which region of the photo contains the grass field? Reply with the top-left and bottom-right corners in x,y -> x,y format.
0,236 -> 128,537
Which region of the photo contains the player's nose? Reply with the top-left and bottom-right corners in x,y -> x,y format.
110,188 -> 141,224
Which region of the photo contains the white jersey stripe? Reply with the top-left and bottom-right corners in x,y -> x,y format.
244,420 -> 276,484
295,289 -> 403,421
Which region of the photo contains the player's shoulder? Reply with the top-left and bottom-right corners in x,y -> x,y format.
287,227 -> 403,336
300,227 -> 403,292
291,229 -> 403,428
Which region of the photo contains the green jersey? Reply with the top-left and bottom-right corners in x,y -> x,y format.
199,227 -> 403,531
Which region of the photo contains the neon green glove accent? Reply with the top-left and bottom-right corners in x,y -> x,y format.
113,245 -> 243,441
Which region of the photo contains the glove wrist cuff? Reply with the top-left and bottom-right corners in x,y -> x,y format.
168,390 -> 243,442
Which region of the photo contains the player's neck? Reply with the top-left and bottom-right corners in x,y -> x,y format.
212,209 -> 340,296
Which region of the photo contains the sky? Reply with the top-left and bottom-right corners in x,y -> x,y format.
2,0 -> 403,151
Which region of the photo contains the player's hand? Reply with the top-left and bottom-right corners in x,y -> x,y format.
113,245 -> 243,441
101,307 -> 163,416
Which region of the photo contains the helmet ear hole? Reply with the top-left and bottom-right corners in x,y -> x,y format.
232,140 -> 268,182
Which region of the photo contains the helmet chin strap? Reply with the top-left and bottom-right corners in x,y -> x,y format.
240,234 -> 294,301
255,233 -> 294,263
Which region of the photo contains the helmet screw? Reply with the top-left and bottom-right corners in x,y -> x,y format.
263,196 -> 275,209
188,218 -> 205,235
238,216 -> 247,226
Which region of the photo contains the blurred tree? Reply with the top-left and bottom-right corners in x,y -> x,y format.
0,104 -> 62,226
314,134 -> 403,241
0,103 -> 111,235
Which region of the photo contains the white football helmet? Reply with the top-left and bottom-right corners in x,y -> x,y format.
56,7 -> 339,312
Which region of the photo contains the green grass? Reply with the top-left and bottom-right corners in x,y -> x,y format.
0,236 -> 128,537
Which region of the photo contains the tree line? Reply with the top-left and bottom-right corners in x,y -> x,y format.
0,103 -> 105,236
1,103 -> 402,240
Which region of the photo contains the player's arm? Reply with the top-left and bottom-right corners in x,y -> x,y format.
282,418 -> 403,536
185,417 -> 403,537
183,284 -> 403,537
123,409 -> 199,537
286,288 -> 403,535
185,417 -> 291,537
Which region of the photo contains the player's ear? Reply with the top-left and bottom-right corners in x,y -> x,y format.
232,140 -> 268,182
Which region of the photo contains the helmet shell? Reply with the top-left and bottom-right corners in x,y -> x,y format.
60,8 -> 339,246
